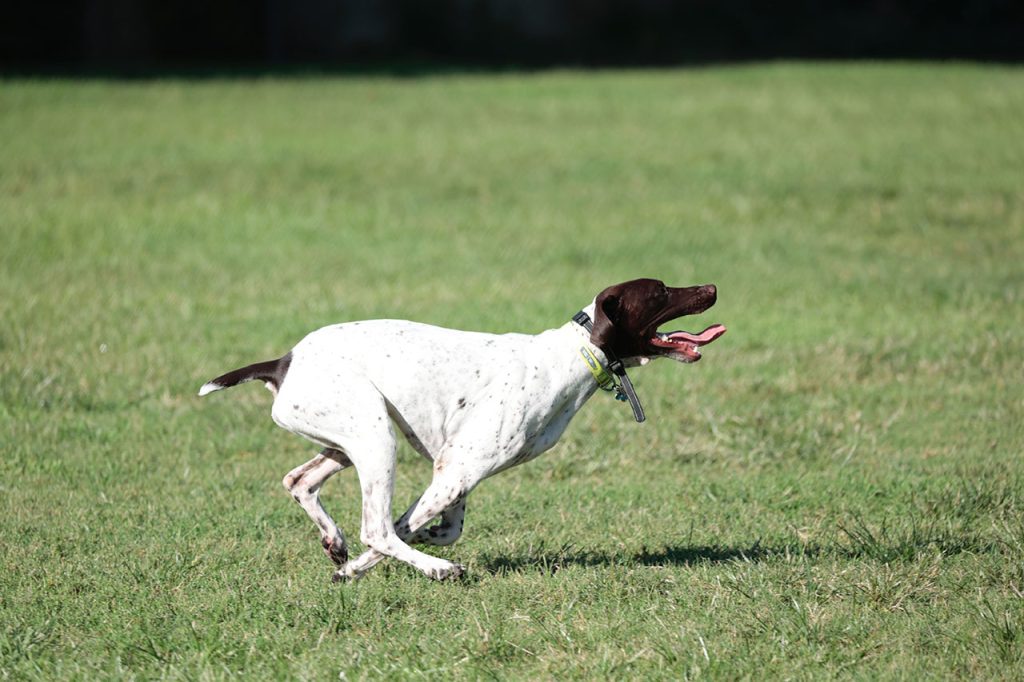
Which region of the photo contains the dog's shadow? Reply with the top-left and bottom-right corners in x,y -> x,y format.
480,542 -> 775,575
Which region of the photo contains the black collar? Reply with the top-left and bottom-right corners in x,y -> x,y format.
572,311 -> 646,423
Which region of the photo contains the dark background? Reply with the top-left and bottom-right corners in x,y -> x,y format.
3,0 -> 1022,73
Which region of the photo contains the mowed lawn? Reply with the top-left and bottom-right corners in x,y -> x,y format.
1,63 -> 1022,679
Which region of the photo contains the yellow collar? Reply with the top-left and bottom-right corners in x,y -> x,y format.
578,345 -> 617,391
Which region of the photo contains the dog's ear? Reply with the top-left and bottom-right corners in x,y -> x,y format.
590,293 -> 620,350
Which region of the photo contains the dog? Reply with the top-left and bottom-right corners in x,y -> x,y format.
199,278 -> 725,581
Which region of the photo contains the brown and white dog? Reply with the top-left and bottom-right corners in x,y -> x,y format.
199,278 -> 725,581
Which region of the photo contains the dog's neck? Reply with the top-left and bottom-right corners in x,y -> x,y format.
543,301 -> 646,423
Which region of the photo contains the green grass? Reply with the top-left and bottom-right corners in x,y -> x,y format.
2,62 -> 1023,679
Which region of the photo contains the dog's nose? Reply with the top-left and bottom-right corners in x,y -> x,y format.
703,284 -> 717,300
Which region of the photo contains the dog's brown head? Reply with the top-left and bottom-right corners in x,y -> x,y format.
590,278 -> 726,363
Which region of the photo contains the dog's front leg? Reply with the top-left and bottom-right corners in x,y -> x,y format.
331,496 -> 467,580
407,497 -> 466,546
335,461 -> 478,582
335,435 -> 473,582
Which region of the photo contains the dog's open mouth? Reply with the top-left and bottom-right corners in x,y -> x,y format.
649,324 -> 727,362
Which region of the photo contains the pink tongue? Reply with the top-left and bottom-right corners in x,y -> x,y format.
667,324 -> 727,345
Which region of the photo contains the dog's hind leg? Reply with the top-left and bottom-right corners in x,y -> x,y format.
284,385 -> 464,583
274,371 -> 470,582
283,448 -> 352,566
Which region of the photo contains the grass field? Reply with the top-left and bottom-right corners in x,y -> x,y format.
2,62 -> 1023,679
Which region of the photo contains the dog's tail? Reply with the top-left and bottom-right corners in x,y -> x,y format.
198,353 -> 292,397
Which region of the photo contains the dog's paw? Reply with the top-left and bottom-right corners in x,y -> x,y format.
428,562 -> 466,581
331,566 -> 362,584
321,535 -> 349,566
331,559 -> 368,583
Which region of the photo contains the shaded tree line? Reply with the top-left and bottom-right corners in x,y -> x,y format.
3,0 -> 1021,71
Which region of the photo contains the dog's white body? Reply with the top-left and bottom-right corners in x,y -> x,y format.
260,307 -> 603,580
200,279 -> 722,581
275,315 -> 601,473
